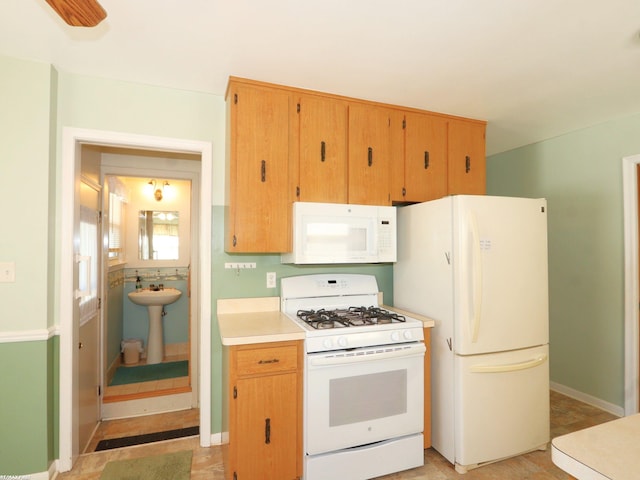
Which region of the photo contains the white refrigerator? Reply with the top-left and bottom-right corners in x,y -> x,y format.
394,195 -> 550,474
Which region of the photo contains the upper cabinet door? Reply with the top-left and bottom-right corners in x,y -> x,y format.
296,95 -> 348,203
447,120 -> 486,195
404,112 -> 448,202
226,82 -> 291,252
348,103 -> 392,206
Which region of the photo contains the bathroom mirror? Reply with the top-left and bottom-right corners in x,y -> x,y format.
138,210 -> 180,260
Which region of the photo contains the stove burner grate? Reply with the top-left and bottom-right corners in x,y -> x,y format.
296,307 -> 406,329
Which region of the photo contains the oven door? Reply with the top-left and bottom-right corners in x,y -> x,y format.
305,342 -> 425,455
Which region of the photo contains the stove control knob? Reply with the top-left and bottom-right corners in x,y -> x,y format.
403,330 -> 413,340
337,337 -> 348,348
391,331 -> 400,342
323,338 -> 333,349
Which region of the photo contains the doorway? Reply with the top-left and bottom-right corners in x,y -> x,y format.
100,166 -> 197,422
59,128 -> 212,471
622,154 -> 640,416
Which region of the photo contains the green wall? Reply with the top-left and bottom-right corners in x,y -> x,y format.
487,112 -> 640,409
0,55 -> 57,476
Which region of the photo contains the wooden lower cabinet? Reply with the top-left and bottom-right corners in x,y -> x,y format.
223,340 -> 303,480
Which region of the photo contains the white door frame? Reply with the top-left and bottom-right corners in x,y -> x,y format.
622,154 -> 640,416
59,127 -> 212,471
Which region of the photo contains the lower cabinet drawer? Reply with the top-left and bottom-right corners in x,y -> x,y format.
235,344 -> 299,376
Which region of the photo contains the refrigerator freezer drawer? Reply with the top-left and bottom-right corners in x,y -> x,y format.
454,344 -> 550,472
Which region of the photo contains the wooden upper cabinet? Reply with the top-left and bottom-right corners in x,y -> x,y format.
391,111 -> 447,203
295,94 -> 348,203
447,119 -> 486,195
348,103 -> 392,206
224,77 -> 487,248
225,81 -> 291,252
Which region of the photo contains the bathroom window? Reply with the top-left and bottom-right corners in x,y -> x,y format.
107,176 -> 129,263
108,191 -> 126,261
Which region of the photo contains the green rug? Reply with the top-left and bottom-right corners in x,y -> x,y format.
100,450 -> 192,480
109,360 -> 188,386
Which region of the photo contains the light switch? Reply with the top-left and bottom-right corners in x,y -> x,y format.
0,262 -> 16,283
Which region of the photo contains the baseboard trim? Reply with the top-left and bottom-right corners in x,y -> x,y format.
551,381 -> 624,417
210,431 -> 222,446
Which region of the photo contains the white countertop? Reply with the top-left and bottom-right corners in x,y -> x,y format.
382,304 -> 436,328
552,413 -> 636,479
217,296 -> 435,346
217,297 -> 305,346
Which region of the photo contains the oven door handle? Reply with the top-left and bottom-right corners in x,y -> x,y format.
309,344 -> 426,367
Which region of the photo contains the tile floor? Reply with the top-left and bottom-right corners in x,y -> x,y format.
58,390 -> 618,479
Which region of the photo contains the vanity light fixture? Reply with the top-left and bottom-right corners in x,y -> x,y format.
145,179 -> 172,202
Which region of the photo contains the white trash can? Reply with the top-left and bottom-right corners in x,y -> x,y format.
121,338 -> 143,365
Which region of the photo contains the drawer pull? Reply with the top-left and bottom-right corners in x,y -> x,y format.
465,155 -> 471,173
258,358 -> 280,364
265,418 -> 271,444
367,147 -> 373,166
321,141 -> 326,162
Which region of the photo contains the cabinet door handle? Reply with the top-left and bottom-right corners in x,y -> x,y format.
424,151 -> 430,169
320,141 -> 326,162
265,418 -> 271,444
368,147 -> 373,167
261,160 -> 266,182
465,155 -> 471,173
258,358 -> 280,364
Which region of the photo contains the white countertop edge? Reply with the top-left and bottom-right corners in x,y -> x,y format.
551,443 -> 608,480
221,332 -> 306,346
382,304 -> 435,328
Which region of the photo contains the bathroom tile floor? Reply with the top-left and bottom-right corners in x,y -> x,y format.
103,354 -> 190,401
59,390 -> 618,479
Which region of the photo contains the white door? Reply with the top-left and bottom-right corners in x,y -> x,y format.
77,180 -> 101,453
454,344 -> 550,470
452,195 -> 549,355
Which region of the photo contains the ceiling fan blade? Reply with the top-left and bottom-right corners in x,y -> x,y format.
44,0 -> 107,27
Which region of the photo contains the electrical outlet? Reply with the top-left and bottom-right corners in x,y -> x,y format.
0,262 -> 15,283
266,272 -> 276,288
224,262 -> 257,269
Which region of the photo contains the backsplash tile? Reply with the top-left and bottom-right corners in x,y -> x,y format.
125,266 -> 190,283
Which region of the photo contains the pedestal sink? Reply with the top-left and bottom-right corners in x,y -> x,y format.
128,288 -> 182,365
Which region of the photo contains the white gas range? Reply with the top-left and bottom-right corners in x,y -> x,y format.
281,274 -> 426,480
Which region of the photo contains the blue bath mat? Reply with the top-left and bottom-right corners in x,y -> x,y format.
109,360 -> 188,386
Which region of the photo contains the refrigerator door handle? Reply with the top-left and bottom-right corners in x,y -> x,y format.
469,213 -> 482,343
470,354 -> 547,373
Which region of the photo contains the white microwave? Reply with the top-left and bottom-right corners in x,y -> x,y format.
281,202 -> 397,264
